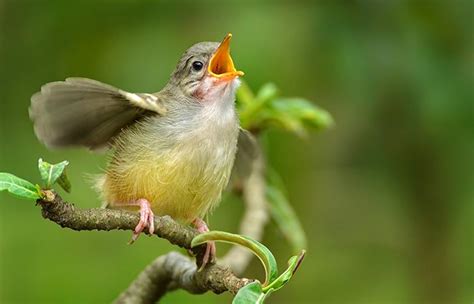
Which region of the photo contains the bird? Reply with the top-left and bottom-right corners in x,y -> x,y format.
29,33 -> 250,266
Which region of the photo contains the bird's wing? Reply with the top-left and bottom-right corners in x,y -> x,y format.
231,128 -> 260,181
30,77 -> 166,150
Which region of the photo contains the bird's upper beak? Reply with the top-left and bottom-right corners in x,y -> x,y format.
208,33 -> 244,80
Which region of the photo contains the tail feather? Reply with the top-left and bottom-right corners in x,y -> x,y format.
87,173 -> 109,208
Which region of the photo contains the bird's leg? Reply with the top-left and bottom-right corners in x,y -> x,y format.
192,218 -> 216,268
119,198 -> 155,244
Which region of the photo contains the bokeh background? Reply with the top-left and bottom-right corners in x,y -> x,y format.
1,1 -> 473,303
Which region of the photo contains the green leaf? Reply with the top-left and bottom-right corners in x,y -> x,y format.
233,282 -> 271,304
56,172 -> 71,193
38,159 -> 70,191
266,169 -> 307,252
265,97 -> 334,136
232,251 -> 305,303
262,250 -> 306,293
238,82 -> 280,130
0,172 -> 42,200
191,231 -> 278,286
236,81 -> 256,107
255,83 -> 279,104
236,81 -> 333,135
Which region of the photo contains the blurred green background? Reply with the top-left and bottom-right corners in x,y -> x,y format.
1,1 -> 473,303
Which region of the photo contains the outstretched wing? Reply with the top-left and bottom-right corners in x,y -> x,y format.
30,77 -> 166,150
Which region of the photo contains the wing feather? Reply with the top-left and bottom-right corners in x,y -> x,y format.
231,128 -> 260,181
30,78 -> 163,150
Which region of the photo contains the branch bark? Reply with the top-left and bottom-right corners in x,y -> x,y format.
115,252 -> 250,303
37,193 -> 249,301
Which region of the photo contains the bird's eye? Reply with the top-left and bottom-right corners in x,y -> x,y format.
191,61 -> 204,72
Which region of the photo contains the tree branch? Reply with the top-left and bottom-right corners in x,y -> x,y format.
39,192 -> 195,249
115,252 -> 250,303
37,193 -> 249,300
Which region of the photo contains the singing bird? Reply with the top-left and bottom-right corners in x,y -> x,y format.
29,34 -> 250,265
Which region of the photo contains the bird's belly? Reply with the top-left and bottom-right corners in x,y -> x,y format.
102,141 -> 235,223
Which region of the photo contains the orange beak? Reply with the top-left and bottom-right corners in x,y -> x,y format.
208,33 -> 244,80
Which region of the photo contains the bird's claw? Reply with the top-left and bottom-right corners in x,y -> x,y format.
192,218 -> 216,269
129,198 -> 155,244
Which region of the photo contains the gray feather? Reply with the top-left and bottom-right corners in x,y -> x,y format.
30,78 -> 149,150
231,128 -> 260,181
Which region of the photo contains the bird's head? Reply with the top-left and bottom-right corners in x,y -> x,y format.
168,33 -> 244,102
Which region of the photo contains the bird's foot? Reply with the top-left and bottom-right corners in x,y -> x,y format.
128,198 -> 155,244
192,218 -> 216,269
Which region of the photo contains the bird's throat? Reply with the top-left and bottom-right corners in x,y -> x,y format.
194,77 -> 240,104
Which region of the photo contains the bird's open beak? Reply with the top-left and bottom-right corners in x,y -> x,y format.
208,33 -> 244,80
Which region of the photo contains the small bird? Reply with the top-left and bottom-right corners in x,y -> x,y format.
30,34 -> 246,265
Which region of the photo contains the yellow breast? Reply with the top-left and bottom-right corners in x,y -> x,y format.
101,113 -> 239,224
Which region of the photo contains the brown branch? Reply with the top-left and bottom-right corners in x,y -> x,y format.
37,193 -> 249,301
39,192 -> 195,249
114,252 -> 250,303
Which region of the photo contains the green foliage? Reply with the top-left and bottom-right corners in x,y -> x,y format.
0,158 -> 71,201
192,231 -> 305,304
232,250 -> 306,304
233,282 -> 269,304
262,250 -> 305,293
191,231 -> 278,286
266,169 -> 307,252
38,158 -> 71,192
56,172 -> 72,193
236,81 -> 333,136
233,82 -> 318,302
0,172 -> 42,200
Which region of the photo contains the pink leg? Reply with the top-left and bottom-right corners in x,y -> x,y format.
121,198 -> 155,244
192,218 -> 216,268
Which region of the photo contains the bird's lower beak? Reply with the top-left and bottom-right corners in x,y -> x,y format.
208,33 -> 244,80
